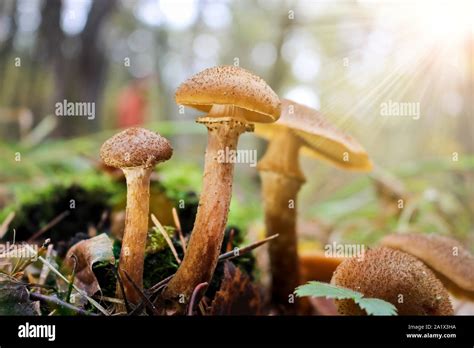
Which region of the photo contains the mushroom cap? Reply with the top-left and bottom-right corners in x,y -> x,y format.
255,99 -> 372,171
299,250 -> 344,283
100,127 -> 173,168
381,233 -> 474,292
331,247 -> 453,315
175,65 -> 280,123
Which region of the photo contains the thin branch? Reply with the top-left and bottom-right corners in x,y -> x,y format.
123,270 -> 159,316
94,295 -> 124,305
30,292 -> 98,316
149,274 -> 174,293
27,211 -> 70,242
226,228 -> 235,252
96,210 -> 108,231
115,267 -> 132,314
38,244 -> 54,287
172,207 -> 186,252
218,234 -> 279,261
151,214 -> 181,264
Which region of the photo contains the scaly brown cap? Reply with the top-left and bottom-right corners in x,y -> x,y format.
381,233 -> 474,292
175,65 -> 280,123
100,127 -> 173,168
255,99 -> 372,171
331,247 -> 453,315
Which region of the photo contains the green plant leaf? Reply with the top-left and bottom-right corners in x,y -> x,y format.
295,281 -> 363,300
355,297 -> 398,316
294,281 -> 398,316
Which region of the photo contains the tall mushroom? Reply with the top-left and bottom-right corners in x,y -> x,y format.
381,233 -> 474,300
254,99 -> 372,311
100,127 -> 173,304
163,66 -> 280,301
331,247 -> 453,315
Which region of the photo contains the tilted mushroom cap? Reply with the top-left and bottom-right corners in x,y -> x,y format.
175,65 -> 280,123
331,247 -> 453,315
299,250 -> 344,283
381,233 -> 474,292
100,127 -> 173,168
255,99 -> 372,171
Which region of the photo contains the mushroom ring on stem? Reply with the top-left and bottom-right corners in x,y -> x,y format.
100,127 -> 173,304
254,99 -> 372,311
163,65 -> 280,302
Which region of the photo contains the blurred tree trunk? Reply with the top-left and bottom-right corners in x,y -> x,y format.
35,0 -> 117,137
76,0 -> 118,134
0,0 -> 18,100
267,12 -> 293,92
0,0 -> 17,62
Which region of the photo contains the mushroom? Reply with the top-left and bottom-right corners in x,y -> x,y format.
254,99 -> 372,309
331,247 -> 453,315
100,127 -> 173,304
381,233 -> 474,300
163,66 -> 280,301
299,250 -> 344,283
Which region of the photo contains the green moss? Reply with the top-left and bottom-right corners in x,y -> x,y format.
146,226 -> 176,254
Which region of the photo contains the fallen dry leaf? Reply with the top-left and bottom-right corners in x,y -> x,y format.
65,233 -> 115,296
209,262 -> 262,315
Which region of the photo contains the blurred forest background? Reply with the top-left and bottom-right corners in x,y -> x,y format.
0,0 -> 472,251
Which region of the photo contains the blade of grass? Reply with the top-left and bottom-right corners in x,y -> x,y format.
151,214 -> 181,264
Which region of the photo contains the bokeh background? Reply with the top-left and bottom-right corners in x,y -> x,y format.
0,0 -> 472,255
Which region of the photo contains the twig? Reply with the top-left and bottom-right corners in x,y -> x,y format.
38,244 -> 54,288
30,292 -> 98,316
128,274 -> 174,315
151,214 -> 181,264
226,228 -> 235,252
123,270 -> 159,315
27,211 -> 70,242
96,210 -> 109,231
65,254 -> 77,302
93,295 -> 124,305
149,274 -> 174,292
0,212 -> 15,239
115,267 -> 132,314
218,234 -> 279,261
187,282 -> 208,316
172,208 -> 186,252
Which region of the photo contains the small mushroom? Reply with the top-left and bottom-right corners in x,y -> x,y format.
100,127 -> 173,304
331,247 -> 453,315
254,99 -> 372,309
163,66 -> 280,301
381,233 -> 474,299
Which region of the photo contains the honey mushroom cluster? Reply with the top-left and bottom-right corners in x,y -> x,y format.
98,65 -> 472,316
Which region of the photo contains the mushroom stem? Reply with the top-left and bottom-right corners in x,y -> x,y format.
117,166 -> 152,304
164,114 -> 251,300
257,130 -> 305,312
